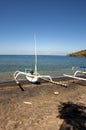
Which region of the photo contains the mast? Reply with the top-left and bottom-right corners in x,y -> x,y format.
34,34 -> 37,75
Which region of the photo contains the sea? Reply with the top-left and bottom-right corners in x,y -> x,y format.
0,55 -> 86,81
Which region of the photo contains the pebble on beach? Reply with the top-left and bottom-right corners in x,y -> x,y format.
54,91 -> 59,95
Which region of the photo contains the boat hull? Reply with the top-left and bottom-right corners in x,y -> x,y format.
26,75 -> 40,84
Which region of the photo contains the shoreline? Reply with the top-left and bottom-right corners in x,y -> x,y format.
0,76 -> 70,86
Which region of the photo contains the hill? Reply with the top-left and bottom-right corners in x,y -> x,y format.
68,50 -> 86,57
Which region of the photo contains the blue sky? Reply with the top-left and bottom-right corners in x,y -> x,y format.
0,0 -> 86,55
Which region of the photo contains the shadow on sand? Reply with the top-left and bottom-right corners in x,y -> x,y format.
57,102 -> 86,130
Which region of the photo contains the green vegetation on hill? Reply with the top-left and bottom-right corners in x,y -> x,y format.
68,50 -> 86,57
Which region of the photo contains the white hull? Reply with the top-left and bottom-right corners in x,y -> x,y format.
26,75 -> 39,83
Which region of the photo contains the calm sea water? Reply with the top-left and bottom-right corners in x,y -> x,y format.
0,55 -> 86,81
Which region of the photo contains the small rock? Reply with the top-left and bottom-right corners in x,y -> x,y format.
54,92 -> 59,95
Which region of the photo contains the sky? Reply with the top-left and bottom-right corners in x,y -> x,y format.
0,0 -> 86,55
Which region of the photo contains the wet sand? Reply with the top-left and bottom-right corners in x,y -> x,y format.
0,78 -> 86,130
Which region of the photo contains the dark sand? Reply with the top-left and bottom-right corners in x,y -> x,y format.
0,78 -> 86,130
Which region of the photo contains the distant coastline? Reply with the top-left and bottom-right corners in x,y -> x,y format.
68,49 -> 86,57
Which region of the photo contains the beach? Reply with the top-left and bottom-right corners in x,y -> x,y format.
1,0 -> 86,129
0,78 -> 86,130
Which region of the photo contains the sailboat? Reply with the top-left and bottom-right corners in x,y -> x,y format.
13,35 -> 67,91
13,35 -> 52,86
